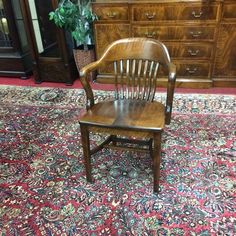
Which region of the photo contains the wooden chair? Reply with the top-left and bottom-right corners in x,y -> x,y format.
78,38 -> 176,193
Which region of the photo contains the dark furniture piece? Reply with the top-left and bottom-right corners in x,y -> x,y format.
0,0 -> 32,79
214,0 -> 236,87
22,0 -> 77,84
92,0 -> 236,88
78,38 -> 176,193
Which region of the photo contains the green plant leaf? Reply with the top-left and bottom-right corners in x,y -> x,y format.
48,0 -> 97,46
48,12 -> 55,20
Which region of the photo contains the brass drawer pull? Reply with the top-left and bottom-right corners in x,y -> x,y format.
145,31 -> 157,38
192,11 -> 203,18
106,12 -> 117,18
145,12 -> 156,20
186,67 -> 198,74
190,31 -> 203,38
188,49 -> 200,56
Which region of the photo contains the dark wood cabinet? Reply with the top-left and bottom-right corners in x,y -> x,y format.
213,1 -> 236,87
92,0 -> 236,88
0,0 -> 78,84
23,0 -> 78,84
0,0 -> 32,79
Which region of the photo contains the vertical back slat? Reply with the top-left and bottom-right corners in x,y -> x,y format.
114,61 -> 119,99
141,60 -> 149,100
131,59 -> 136,99
126,59 -> 130,98
150,62 -> 159,101
120,60 -> 125,99
137,59 -> 143,99
147,61 -> 154,101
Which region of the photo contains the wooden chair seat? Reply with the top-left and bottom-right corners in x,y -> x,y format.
80,99 -> 165,131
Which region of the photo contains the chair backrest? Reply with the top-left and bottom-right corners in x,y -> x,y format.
79,38 -> 176,124
97,38 -> 172,101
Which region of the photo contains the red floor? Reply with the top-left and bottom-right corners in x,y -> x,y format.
0,76 -> 236,95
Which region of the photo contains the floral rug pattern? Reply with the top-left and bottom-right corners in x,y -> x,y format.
0,85 -> 235,235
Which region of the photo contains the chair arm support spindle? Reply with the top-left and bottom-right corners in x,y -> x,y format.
80,75 -> 94,110
80,61 -> 101,110
165,63 -> 176,124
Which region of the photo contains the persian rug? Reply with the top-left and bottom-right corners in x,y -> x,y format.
0,85 -> 235,236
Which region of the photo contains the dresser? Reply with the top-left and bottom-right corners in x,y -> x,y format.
92,0 -> 236,88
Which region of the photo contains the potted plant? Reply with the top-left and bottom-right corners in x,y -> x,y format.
49,0 -> 97,80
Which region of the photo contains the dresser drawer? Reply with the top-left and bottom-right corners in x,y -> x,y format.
93,5 -> 129,21
222,4 -> 236,21
166,43 -> 214,59
132,4 -> 219,22
157,61 -> 210,77
132,26 -> 216,41
176,62 -> 211,77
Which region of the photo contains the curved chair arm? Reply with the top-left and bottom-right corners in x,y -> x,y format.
79,61 -> 100,78
165,62 -> 176,124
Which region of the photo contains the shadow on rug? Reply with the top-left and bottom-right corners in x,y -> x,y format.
0,86 -> 235,235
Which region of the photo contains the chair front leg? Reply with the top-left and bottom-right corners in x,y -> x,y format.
149,138 -> 153,159
153,131 -> 162,193
80,124 -> 93,183
111,135 -> 117,146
